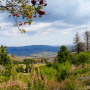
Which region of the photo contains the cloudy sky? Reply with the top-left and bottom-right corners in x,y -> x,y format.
0,0 -> 90,47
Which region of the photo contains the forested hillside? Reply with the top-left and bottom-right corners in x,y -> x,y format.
5,45 -> 73,56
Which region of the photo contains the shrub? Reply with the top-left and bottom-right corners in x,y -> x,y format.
52,62 -> 59,70
46,61 -> 52,67
77,52 -> 89,64
70,53 -> 79,65
16,66 -> 24,73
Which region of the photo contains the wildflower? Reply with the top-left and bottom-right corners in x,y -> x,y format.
71,64 -> 77,71
78,64 -> 82,69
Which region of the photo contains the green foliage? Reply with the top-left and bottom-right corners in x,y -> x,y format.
24,59 -> 36,65
34,67 -> 38,73
0,45 -> 12,65
70,53 -> 79,65
39,66 -> 57,81
4,63 -> 13,78
77,52 -> 89,65
57,45 -> 71,64
0,45 -> 12,77
25,64 -> 31,73
46,61 -> 52,67
16,66 -> 24,73
52,62 -> 59,70
69,51 -> 90,67
56,61 -> 71,82
13,60 -> 18,65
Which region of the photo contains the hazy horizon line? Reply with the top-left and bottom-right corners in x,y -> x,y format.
4,44 -> 77,47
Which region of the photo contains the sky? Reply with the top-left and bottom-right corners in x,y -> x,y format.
0,0 -> 90,47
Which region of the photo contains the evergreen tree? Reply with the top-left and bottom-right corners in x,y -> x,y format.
57,45 -> 70,63
57,45 -> 71,65
0,45 -> 12,77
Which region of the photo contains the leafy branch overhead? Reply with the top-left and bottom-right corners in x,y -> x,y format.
0,0 -> 52,34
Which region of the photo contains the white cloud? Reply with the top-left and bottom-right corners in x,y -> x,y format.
62,31 -> 70,34
0,22 -> 12,26
41,32 -> 50,35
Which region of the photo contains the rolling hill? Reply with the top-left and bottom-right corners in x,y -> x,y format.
5,45 -> 74,57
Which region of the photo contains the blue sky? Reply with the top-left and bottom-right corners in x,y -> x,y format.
0,0 -> 90,47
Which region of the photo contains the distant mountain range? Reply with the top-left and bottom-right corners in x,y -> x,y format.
5,45 -> 75,56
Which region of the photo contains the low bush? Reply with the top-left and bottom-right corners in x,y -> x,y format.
77,52 -> 89,64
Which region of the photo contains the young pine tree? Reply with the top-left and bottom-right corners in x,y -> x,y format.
57,45 -> 71,65
0,45 -> 12,77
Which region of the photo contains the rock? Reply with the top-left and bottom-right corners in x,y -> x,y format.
78,76 -> 90,81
